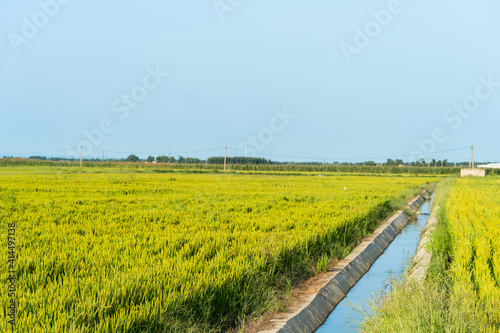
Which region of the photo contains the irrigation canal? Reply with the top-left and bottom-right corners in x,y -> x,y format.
315,196 -> 433,332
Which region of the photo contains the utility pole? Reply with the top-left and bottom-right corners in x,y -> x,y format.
80,145 -> 83,168
224,146 -> 227,172
471,145 -> 475,169
245,145 -> 247,158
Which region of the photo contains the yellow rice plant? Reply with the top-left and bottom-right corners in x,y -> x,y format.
0,171 -> 434,332
447,177 -> 500,328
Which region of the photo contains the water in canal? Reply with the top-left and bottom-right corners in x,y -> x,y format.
315,197 -> 432,332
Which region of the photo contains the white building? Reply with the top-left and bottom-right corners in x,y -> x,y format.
478,163 -> 500,169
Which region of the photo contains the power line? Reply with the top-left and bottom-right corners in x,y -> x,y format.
0,149 -> 69,156
92,147 -> 224,157
227,146 -> 472,162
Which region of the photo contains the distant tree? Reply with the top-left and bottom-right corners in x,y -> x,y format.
146,156 -> 155,163
169,156 -> 176,163
127,154 -> 139,162
386,159 -> 395,166
206,156 -> 272,165
156,155 -> 168,163
365,161 -> 376,166
184,157 -> 201,164
178,156 -> 186,164
395,159 -> 404,166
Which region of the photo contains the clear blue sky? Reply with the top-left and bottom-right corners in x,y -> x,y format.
1,0 -> 499,162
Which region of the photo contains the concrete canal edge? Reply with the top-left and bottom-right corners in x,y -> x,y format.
257,192 -> 429,333
407,204 -> 440,283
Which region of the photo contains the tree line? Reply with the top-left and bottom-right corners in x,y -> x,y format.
3,155 -> 480,168
206,157 -> 272,165
127,155 -> 202,164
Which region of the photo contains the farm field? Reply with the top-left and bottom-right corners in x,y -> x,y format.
0,169 -> 436,332
447,177 -> 500,329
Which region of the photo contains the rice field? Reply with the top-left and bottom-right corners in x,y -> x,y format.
0,169 -> 434,332
447,177 -> 500,328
